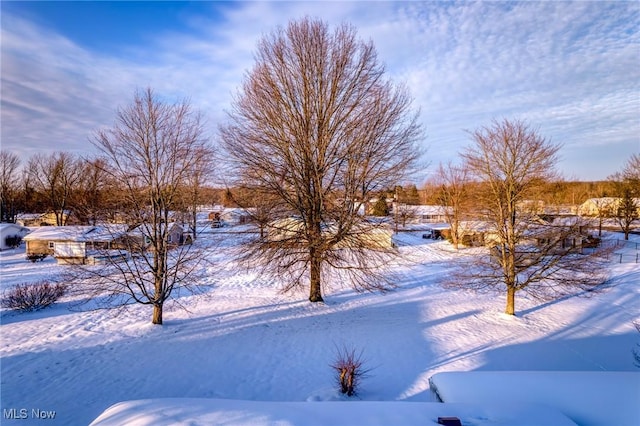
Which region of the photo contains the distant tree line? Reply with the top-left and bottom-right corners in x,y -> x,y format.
2,150 -> 634,228
0,150 -> 222,227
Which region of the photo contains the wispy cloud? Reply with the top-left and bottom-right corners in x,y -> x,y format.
1,1 -> 638,181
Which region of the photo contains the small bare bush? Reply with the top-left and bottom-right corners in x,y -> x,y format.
2,281 -> 66,312
331,346 -> 370,397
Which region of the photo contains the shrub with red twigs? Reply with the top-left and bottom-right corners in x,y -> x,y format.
331,346 -> 370,397
2,281 -> 66,312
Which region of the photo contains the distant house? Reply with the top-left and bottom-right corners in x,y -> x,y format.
456,221 -> 501,247
23,225 -> 129,264
16,211 -> 71,227
578,197 -> 640,217
126,222 -> 188,250
266,217 -> 304,242
541,216 -> 602,252
335,224 -> 394,250
208,207 -> 254,226
266,217 -> 394,249
221,208 -> 254,225
16,213 -> 48,227
410,205 -> 452,223
23,223 -> 190,264
421,223 -> 451,240
0,223 -> 30,250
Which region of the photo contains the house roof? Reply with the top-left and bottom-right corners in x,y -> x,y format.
23,225 -> 128,242
551,216 -> 589,227
127,222 -> 183,238
15,213 -> 45,221
0,223 -> 30,233
581,197 -> 640,206
411,205 -> 452,216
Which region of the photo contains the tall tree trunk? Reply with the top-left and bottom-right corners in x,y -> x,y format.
505,286 -> 516,315
309,251 -> 323,303
152,303 -> 163,325
452,222 -> 459,250
192,211 -> 197,241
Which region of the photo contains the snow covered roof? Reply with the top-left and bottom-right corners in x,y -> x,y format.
89,398 -> 579,426
551,216 -> 590,227
458,220 -> 496,233
580,197 -> 640,209
127,222 -> 183,237
0,223 -> 29,233
23,225 -> 129,242
23,226 -> 93,241
422,223 -> 451,230
411,205 -> 452,216
430,371 -> 639,426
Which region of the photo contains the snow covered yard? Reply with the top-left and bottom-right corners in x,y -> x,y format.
1,231 -> 639,425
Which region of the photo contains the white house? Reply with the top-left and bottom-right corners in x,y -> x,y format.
127,222 -> 188,248
23,225 -> 129,264
410,205 -> 452,223
578,197 -> 640,217
266,217 -> 395,249
0,223 -> 30,250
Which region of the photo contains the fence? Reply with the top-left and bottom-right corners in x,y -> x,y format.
605,239 -> 640,263
611,253 -> 640,264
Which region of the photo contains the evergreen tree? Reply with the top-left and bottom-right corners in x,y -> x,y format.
372,197 -> 390,216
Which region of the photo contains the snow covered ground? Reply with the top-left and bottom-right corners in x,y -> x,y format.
1,227 -> 639,425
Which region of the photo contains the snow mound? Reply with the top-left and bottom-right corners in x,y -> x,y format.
89,398 -> 577,426
430,371 -> 640,426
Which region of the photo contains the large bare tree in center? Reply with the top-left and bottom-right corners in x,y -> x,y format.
457,119 -> 609,315
221,18 -> 421,302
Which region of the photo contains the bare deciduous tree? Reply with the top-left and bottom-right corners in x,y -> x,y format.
621,153 -> 640,186
394,203 -> 417,230
27,152 -> 82,225
581,197 -> 616,237
454,119 -> 609,316
220,18 -> 421,302
88,88 -> 212,325
434,162 -> 469,249
182,144 -> 215,240
0,151 -> 21,223
73,158 -> 111,225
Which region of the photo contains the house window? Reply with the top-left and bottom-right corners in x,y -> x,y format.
48,241 -> 55,249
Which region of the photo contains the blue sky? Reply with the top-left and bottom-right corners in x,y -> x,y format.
1,1 -> 639,183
